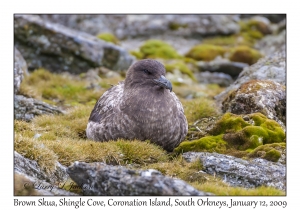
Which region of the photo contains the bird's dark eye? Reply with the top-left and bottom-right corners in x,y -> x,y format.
143,69 -> 151,74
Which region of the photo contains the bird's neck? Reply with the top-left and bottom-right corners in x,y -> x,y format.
121,87 -> 171,115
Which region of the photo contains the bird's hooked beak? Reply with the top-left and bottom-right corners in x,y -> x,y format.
154,75 -> 172,92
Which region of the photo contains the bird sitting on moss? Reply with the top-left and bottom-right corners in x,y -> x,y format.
86,59 -> 188,151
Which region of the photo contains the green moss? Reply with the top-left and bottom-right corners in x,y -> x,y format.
174,134 -> 227,154
248,143 -> 285,162
248,113 -> 286,144
134,39 -> 181,59
130,50 -> 144,59
202,36 -> 238,46
210,112 -> 250,135
97,33 -> 120,45
240,19 -> 270,36
205,112 -> 285,151
19,69 -> 100,107
229,46 -> 262,65
168,22 -> 188,30
165,61 -> 196,81
264,149 -> 281,162
185,44 -> 226,61
173,111 -> 286,169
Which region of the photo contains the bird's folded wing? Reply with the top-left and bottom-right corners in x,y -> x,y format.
89,82 -> 124,123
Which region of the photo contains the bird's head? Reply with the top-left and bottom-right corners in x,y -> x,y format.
124,59 -> 172,92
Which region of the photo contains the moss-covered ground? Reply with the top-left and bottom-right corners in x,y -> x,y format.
15,67 -> 285,196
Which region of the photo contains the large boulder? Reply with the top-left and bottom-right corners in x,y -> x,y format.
215,52 -> 286,128
14,15 -> 134,74
222,80 -> 286,128
183,152 -> 286,190
67,161 -> 212,196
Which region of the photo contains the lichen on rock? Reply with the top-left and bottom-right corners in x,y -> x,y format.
222,80 -> 286,129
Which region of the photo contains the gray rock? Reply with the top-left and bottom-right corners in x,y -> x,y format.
255,30 -> 286,57
14,47 -> 28,94
67,161 -> 212,196
14,14 -> 134,74
240,14 -> 286,23
197,58 -> 249,79
39,15 -> 240,39
14,95 -> 63,121
215,51 -> 286,104
182,152 -> 286,190
14,151 -> 76,195
222,80 -> 286,128
195,72 -> 233,87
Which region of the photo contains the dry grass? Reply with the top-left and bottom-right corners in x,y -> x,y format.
14,134 -> 58,174
193,181 -> 285,196
182,97 -> 221,123
19,68 -> 102,107
14,65 -> 285,196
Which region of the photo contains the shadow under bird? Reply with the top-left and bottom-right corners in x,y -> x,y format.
86,59 -> 188,151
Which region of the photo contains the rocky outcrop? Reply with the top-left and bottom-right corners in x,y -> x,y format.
40,15 -> 240,39
14,151 -> 76,195
14,49 -> 64,121
67,161 -> 212,196
183,152 -> 286,190
14,15 -> 134,74
222,80 -> 286,128
14,47 -> 28,94
215,52 -> 286,128
14,95 -> 63,121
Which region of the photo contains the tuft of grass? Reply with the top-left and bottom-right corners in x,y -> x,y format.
32,105 -> 93,140
185,44 -> 226,61
202,35 -> 238,46
15,106 -> 169,168
116,140 -> 169,164
42,138 -> 122,166
14,134 -> 58,174
182,98 -> 220,123
97,32 -> 120,45
19,68 -> 101,107
229,45 -> 262,65
193,181 -> 285,196
132,39 -> 182,59
144,156 -> 206,183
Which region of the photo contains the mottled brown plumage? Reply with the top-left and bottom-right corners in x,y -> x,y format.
86,59 -> 188,151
